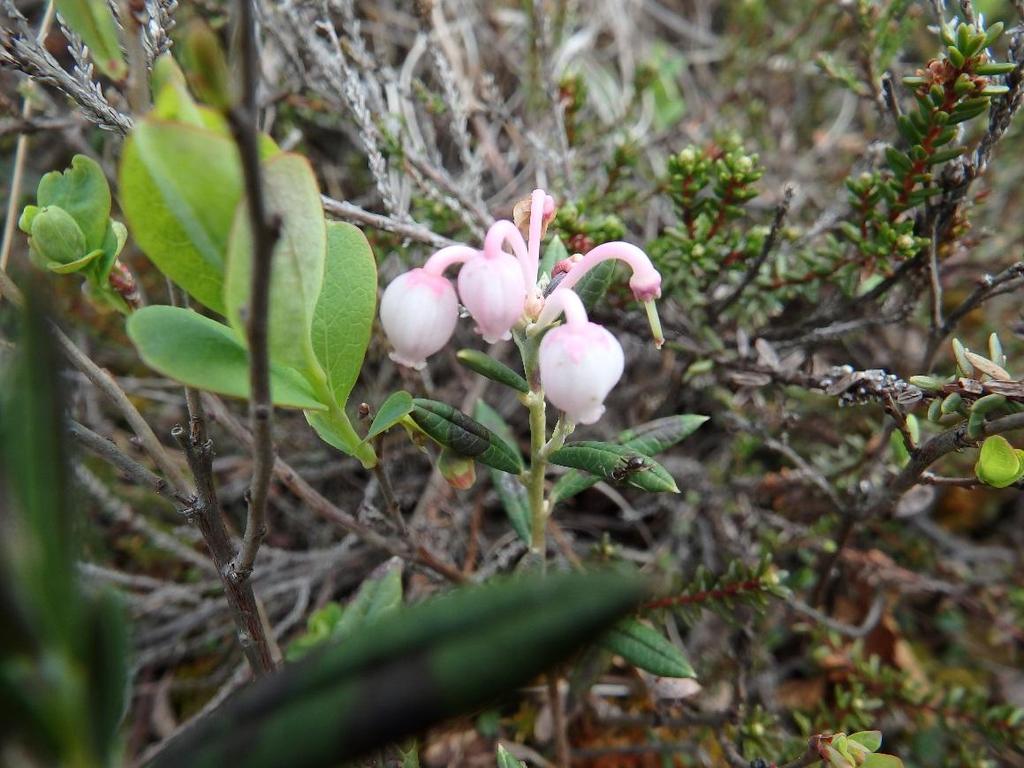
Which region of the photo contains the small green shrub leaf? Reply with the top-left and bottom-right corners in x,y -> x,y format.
975,435 -> 1023,488
849,731 -> 883,752
552,416 -> 703,502
333,557 -> 404,641
35,154 -> 111,249
366,391 -> 414,441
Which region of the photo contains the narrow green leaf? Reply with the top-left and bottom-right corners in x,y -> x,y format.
456,349 -> 529,393
149,570 -> 647,768
549,441 -> 678,493
311,222 -> 377,407
473,401 -> 531,543
412,399 -> 523,474
333,557 -> 404,641
225,152 -> 326,374
366,391 -> 414,441
119,119 -> 242,313
618,414 -> 709,454
552,415 -> 705,502
55,0 -> 127,80
602,618 -> 695,678
126,305 -> 327,410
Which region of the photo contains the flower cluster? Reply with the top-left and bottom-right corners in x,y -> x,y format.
380,190 -> 664,424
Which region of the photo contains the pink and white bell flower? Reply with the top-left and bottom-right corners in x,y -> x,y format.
379,245 -> 475,370
537,289 -> 624,425
380,187 -> 665,385
456,224 -> 529,343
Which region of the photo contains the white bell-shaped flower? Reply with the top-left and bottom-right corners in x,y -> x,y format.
379,268 -> 458,369
539,320 -> 624,425
457,250 -> 527,343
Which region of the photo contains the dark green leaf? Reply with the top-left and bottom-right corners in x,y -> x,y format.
412,399 -> 523,474
473,401 -> 531,543
311,222 -> 377,408
126,305 -> 327,410
549,441 -> 678,493
149,570 -> 647,768
552,415 -> 705,502
572,259 -> 618,313
456,349 -> 529,393
367,391 -> 414,441
602,618 -> 695,678
119,119 -> 242,313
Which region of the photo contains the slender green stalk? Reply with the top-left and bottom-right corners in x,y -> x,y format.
527,390 -> 548,557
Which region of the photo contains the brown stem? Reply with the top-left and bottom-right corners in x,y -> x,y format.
228,0 -> 278,583
172,425 -> 276,675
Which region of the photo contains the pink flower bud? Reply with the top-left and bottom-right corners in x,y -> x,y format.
379,268 -> 458,369
457,250 -> 527,343
539,321 -> 624,425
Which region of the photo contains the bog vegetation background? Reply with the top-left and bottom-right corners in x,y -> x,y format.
1,0 -> 1023,767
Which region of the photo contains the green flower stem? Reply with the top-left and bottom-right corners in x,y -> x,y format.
526,390 -> 548,558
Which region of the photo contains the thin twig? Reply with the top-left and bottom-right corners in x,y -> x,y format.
52,321 -> 193,495
228,0 -> 278,582
321,194 -> 457,248
203,394 -> 466,583
172,424 -> 276,675
712,184 -> 794,317
68,419 -> 192,506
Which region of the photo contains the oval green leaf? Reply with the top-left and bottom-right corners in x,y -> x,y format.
311,222 -> 377,407
126,305 -> 326,410
36,154 -> 111,250
975,435 -> 1023,488
120,119 -> 242,313
224,152 -> 326,374
366,391 -> 415,441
